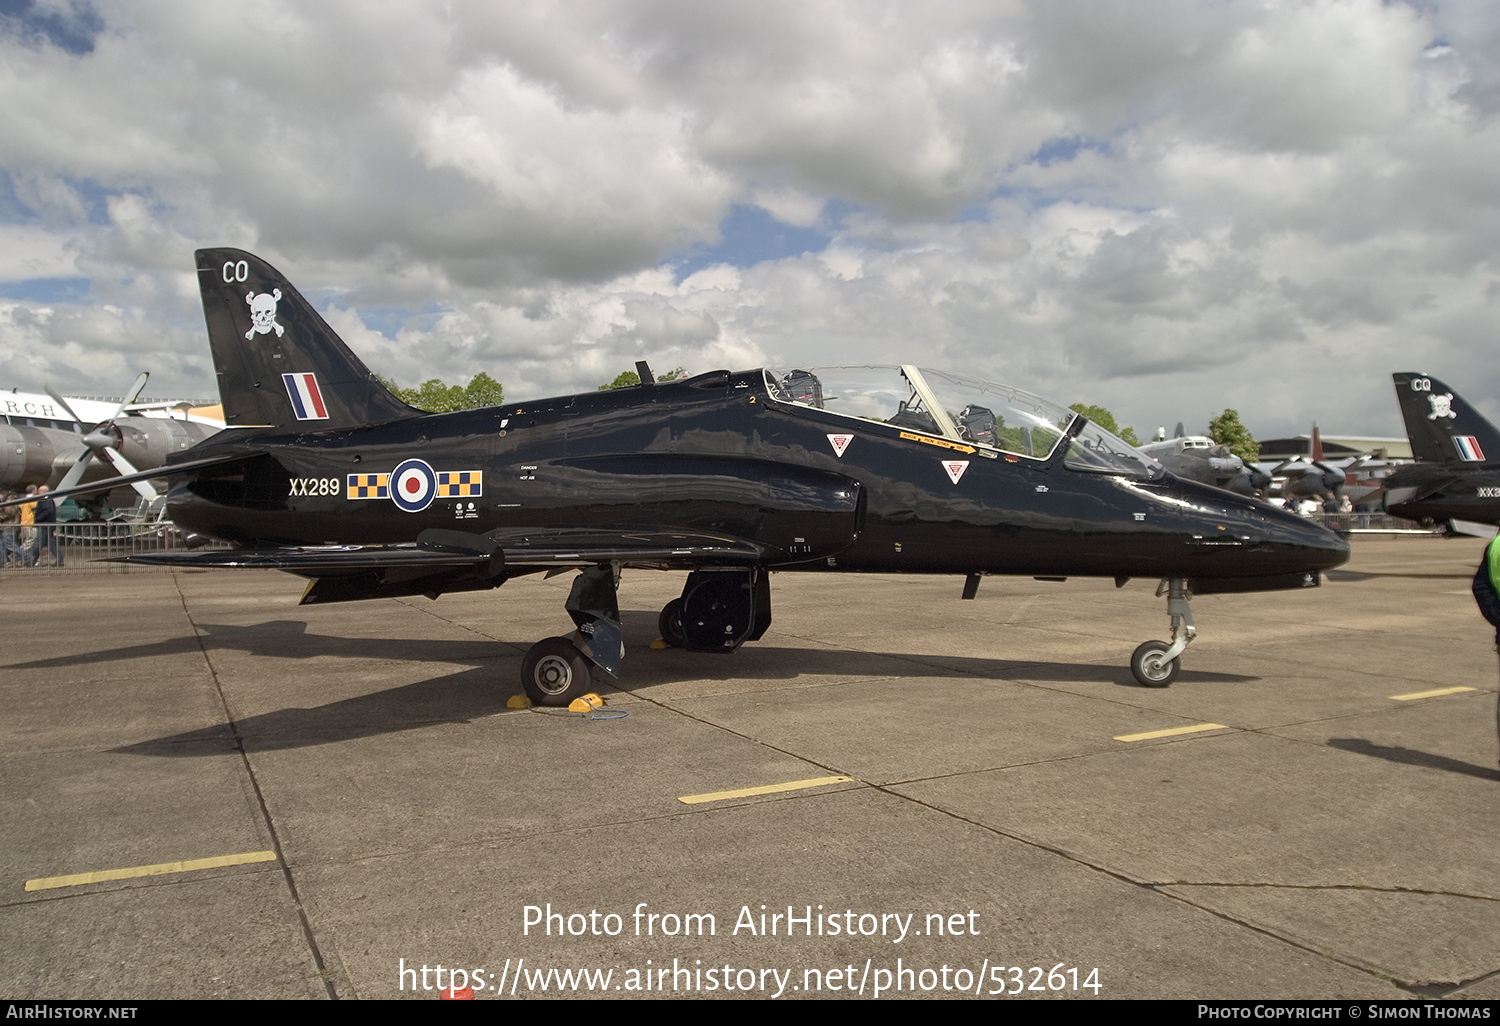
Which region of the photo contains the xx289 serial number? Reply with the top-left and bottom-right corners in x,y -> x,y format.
290,477 -> 340,496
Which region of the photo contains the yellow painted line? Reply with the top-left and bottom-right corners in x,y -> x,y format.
1114,722 -> 1229,743
25,850 -> 277,892
1389,686 -> 1477,702
678,775 -> 854,805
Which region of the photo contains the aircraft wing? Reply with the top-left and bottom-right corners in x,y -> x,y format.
491,528 -> 770,568
118,527 -> 771,605
119,528 -> 768,572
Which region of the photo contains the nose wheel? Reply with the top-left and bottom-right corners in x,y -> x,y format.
1131,641 -> 1180,687
1130,578 -> 1195,688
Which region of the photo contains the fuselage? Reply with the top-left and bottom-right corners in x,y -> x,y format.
1384,463 -> 1500,525
165,369 -> 1348,581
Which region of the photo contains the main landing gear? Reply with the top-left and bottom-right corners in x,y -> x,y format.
652,568 -> 771,653
520,563 -> 623,706
1130,578 -> 1195,688
518,566 -> 773,705
521,637 -> 593,705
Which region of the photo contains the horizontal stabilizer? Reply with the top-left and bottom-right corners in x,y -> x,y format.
0,450 -> 264,508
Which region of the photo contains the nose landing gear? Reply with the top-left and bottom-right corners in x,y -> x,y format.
1131,578 -> 1195,687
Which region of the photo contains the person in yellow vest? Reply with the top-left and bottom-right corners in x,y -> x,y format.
1470,535 -> 1500,765
18,485 -> 36,557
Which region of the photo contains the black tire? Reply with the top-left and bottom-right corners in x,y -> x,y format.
658,598 -> 686,648
1130,641 -> 1180,688
521,636 -> 592,706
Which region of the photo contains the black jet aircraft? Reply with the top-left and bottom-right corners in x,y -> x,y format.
20,248 -> 1349,697
1384,372 -> 1500,526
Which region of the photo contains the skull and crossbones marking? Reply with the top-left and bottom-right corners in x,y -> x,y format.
1428,393 -> 1456,420
245,289 -> 285,340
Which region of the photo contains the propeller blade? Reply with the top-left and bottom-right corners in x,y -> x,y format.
43,385 -> 89,429
56,449 -> 96,492
100,447 -> 158,500
109,372 -> 149,423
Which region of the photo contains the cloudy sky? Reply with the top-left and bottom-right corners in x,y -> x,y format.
1,0 -> 1496,440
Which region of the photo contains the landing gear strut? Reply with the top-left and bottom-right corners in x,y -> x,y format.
1131,578 -> 1195,688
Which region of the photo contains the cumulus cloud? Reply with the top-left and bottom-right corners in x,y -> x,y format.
0,0 -> 1496,436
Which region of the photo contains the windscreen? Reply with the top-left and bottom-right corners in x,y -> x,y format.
765,365 -> 1158,478
766,365 -> 1074,462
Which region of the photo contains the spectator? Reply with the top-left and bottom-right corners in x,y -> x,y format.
29,485 -> 62,567
0,491 -> 30,566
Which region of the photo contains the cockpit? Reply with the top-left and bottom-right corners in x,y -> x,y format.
764,365 -> 1162,480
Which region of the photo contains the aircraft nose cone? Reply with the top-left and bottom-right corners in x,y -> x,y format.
1273,509 -> 1350,572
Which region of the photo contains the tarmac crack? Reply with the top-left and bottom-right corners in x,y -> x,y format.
393,597 -> 532,653
173,573 -> 340,1000
1154,880 -> 1500,902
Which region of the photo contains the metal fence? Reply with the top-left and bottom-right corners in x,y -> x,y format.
1,521 -> 231,570
1304,512 -> 1445,534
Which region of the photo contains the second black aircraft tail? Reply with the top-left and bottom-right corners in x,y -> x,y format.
1392,372 -> 1500,467
196,248 -> 419,431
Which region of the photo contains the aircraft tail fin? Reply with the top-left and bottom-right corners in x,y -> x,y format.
195,248 -> 419,431
1392,372 -> 1500,466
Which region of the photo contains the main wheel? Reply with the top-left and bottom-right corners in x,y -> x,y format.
1130,641 -> 1180,688
521,637 -> 592,706
658,598 -> 686,648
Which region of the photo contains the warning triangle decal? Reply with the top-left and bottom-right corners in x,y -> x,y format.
827,433 -> 853,458
943,460 -> 969,484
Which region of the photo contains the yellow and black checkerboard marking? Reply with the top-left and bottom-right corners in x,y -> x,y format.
347,473 -> 389,498
438,471 -> 483,497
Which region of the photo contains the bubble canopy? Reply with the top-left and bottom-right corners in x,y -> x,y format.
765,365 -> 1162,479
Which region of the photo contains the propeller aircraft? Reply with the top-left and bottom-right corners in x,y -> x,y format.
1138,423 -> 1270,498
0,379 -> 222,499
13,248 -> 1350,698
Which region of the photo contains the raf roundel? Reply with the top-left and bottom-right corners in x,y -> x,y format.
390,458 -> 438,513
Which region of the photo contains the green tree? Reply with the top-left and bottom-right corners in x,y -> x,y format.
1208,409 -> 1259,463
599,366 -> 686,389
460,371 -> 505,408
598,370 -> 640,390
376,372 -> 504,412
1069,403 -> 1142,447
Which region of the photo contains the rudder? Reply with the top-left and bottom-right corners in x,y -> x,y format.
196,248 -> 418,431
1392,372 -> 1500,466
